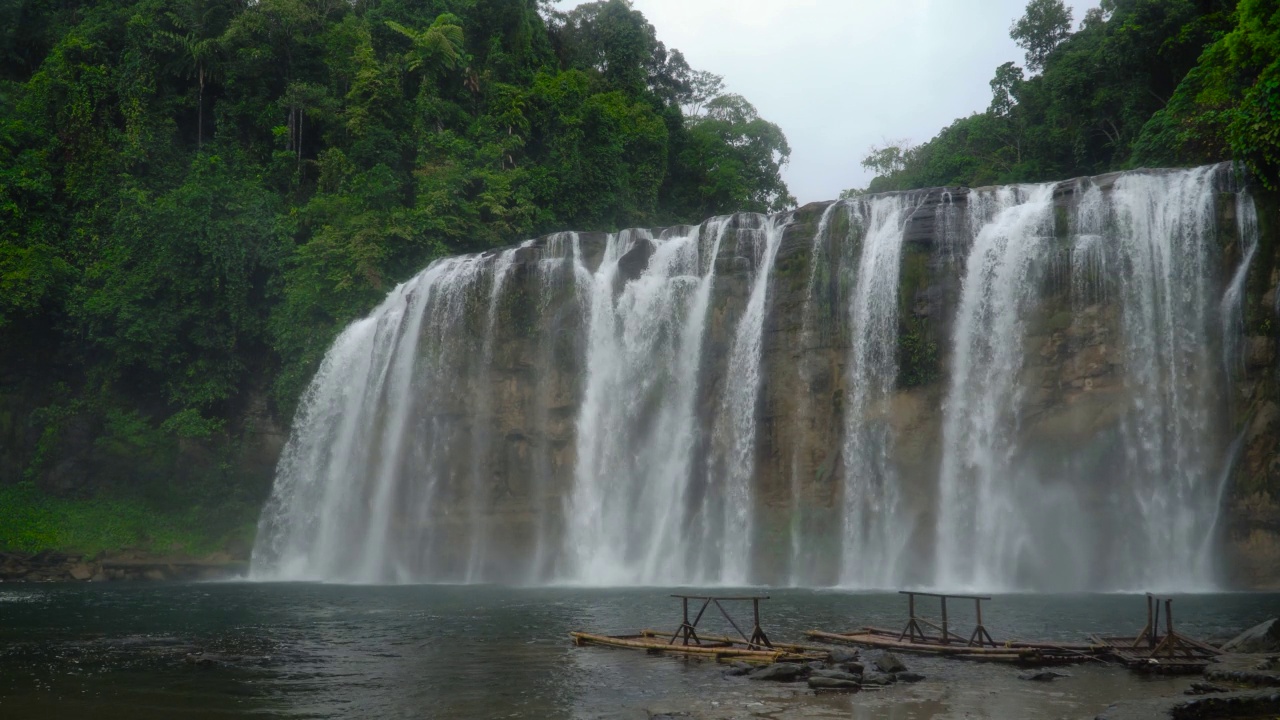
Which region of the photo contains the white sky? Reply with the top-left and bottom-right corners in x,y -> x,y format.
555,0 -> 1098,205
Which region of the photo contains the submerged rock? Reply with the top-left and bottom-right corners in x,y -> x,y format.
1186,682 -> 1230,695
1018,669 -> 1070,681
722,661 -> 753,677
184,653 -> 218,668
894,671 -> 926,683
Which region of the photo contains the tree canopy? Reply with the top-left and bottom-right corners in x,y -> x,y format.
0,0 -> 796,443
856,0 -> 1277,193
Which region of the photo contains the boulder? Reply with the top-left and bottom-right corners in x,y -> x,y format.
811,669 -> 861,682
829,648 -> 860,664
69,564 -> 93,581
1186,682 -> 1230,695
1223,619 -> 1280,654
723,661 -> 753,677
748,663 -> 804,682
860,672 -> 897,686
808,676 -> 860,691
840,661 -> 865,675
874,652 -> 907,674
1246,336 -> 1277,369
615,238 -> 655,284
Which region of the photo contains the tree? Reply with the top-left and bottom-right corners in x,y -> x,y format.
861,140 -> 913,177
1011,0 -> 1073,71
386,14 -> 465,79
989,61 -> 1024,117
157,1 -> 236,149
555,0 -> 661,94
671,94 -> 794,216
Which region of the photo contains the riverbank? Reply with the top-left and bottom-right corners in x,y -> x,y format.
0,550 -> 248,583
0,482 -> 257,582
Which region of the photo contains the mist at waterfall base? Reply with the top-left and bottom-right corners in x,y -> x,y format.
251,164 -> 1259,592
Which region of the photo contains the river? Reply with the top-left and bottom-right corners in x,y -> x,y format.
0,583 -> 1274,718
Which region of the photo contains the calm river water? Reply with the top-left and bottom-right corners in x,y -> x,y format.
0,583 -> 1275,719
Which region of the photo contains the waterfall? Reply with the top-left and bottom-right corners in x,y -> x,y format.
788,201 -> 856,586
251,256 -> 490,582
464,244 -> 524,582
839,195 -> 916,588
933,166 -> 1251,591
1222,191 -> 1259,376
251,164 -> 1257,591
564,221 -> 731,585
1106,167 -> 1228,590
935,184 -> 1058,591
708,215 -> 789,584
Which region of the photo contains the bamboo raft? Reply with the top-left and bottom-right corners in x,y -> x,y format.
570,631 -> 825,663
1088,595 -> 1222,674
807,627 -> 1099,666
806,591 -> 1110,666
571,594 -> 830,664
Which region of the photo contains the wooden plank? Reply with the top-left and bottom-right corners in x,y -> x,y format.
641,630 -> 829,654
898,590 -> 992,601
571,632 -> 824,663
863,625 -> 1098,651
806,630 -> 1069,657
669,594 -> 771,601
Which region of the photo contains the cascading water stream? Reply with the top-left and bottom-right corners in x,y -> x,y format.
1107,167 -> 1227,590
252,256 -> 489,583
464,244 -> 524,583
709,215 -> 790,584
1222,191 -> 1259,376
935,184 -> 1058,591
527,232 -> 590,583
839,194 -> 916,588
564,220 -> 731,585
788,201 -> 853,586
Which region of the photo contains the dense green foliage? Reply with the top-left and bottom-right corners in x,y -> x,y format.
861,0 -> 1279,192
0,482 -> 250,554
0,0 -> 794,542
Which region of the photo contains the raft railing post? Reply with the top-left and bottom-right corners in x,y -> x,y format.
940,595 -> 949,645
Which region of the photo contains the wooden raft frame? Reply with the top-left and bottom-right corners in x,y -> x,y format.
571,594 -> 829,664
1089,594 -> 1221,673
806,591 -> 1107,666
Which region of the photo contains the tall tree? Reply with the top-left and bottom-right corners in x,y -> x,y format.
1011,0 -> 1073,71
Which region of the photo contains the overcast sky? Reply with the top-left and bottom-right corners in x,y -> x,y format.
556,0 -> 1098,205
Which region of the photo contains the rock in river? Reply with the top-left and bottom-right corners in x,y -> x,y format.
749,663 -> 804,682
808,676 -> 860,691
874,652 -> 908,674
1019,669 -> 1070,681
1222,619 -> 1280,654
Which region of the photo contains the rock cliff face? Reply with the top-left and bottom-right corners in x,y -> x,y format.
251,165 -> 1280,590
